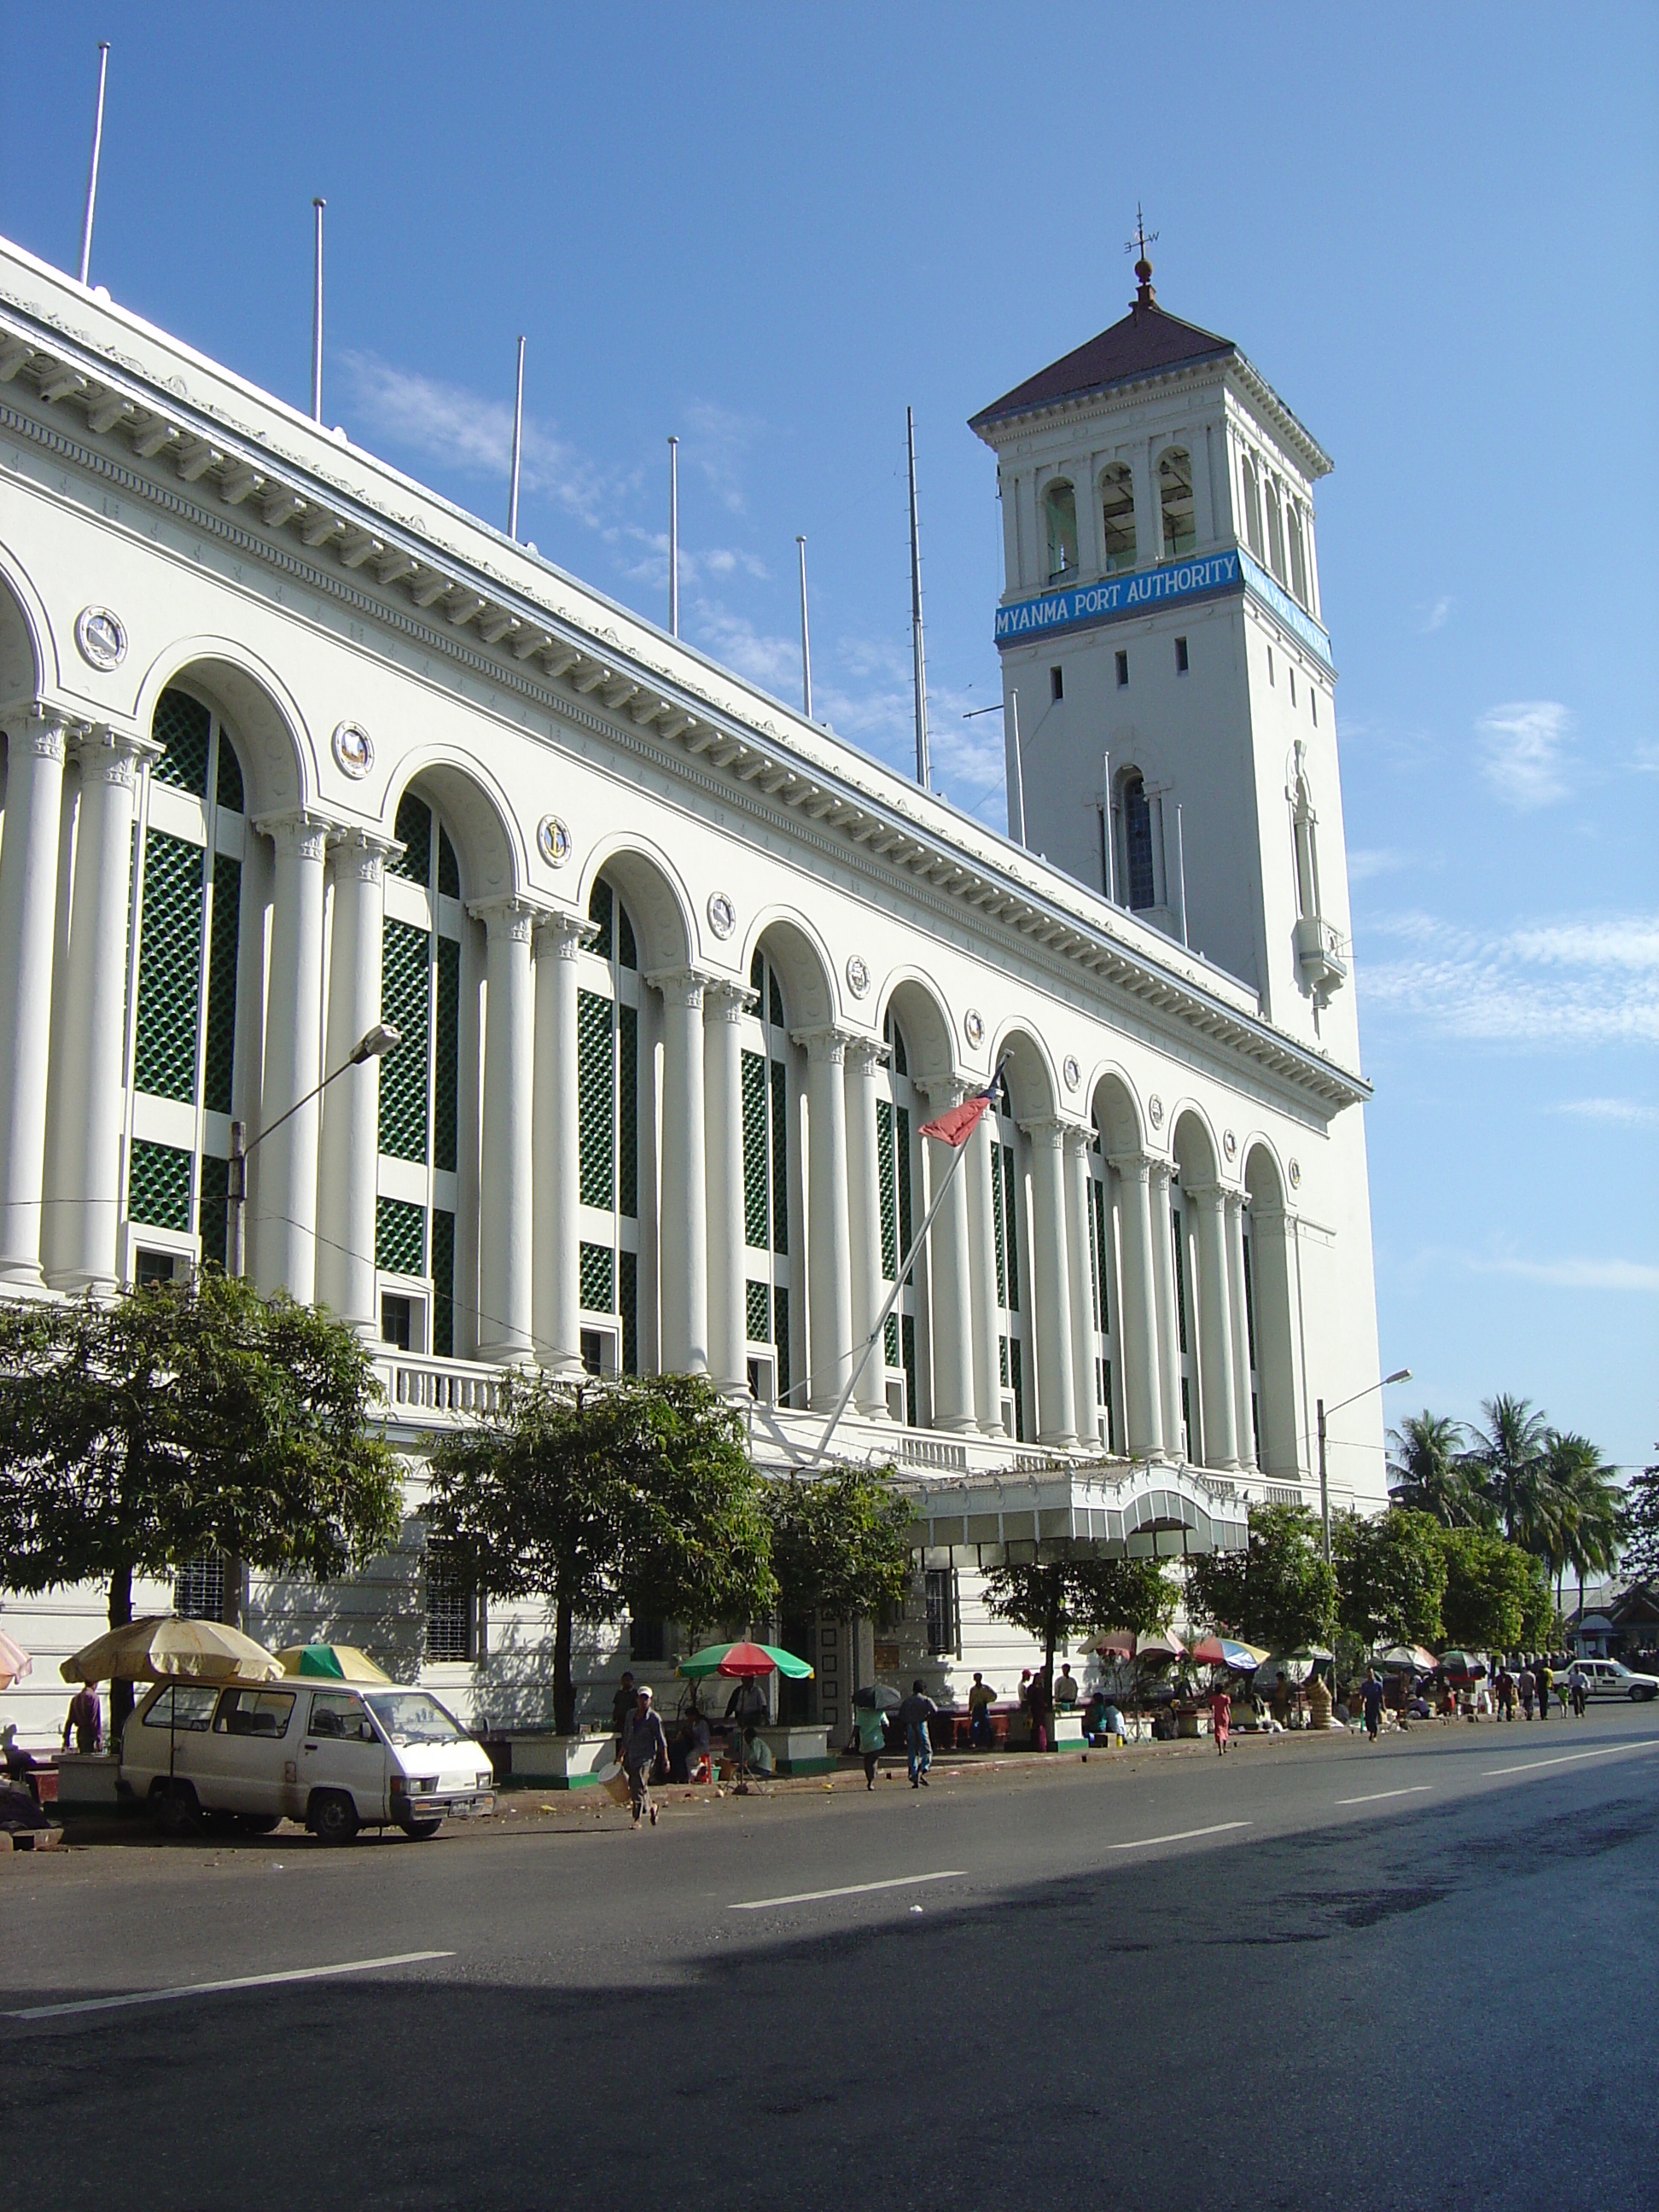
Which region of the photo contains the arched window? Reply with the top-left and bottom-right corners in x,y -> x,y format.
1238,451 -> 1264,559
741,947 -> 795,1404
988,1067 -> 1030,1444
125,685 -> 249,1280
1265,475 -> 1288,585
1099,463 -> 1136,572
576,874 -> 641,1375
1286,502 -> 1309,608
1121,772 -> 1156,911
1044,480 -> 1078,584
1158,448 -> 1196,559
877,1010 -> 921,1426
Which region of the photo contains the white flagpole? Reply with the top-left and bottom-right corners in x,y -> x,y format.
78,43 -> 111,287
507,335 -> 526,538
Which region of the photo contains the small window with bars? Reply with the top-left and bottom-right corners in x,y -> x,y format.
175,1551 -> 227,1622
924,1568 -> 960,1659
424,1542 -> 477,1662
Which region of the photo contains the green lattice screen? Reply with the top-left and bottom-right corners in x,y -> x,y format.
884,1313 -> 899,1367
134,829 -> 203,1103
578,990 -> 614,1208
746,1279 -> 770,1343
214,731 -> 244,816
437,829 -> 459,898
379,918 -> 430,1161
876,1097 -> 897,1278
129,1139 -> 191,1231
150,688 -> 210,796
580,1241 -> 614,1313
1010,1337 -> 1025,1442
375,1196 -> 426,1276
390,793 -> 432,882
901,1313 -> 917,1428
202,857 -> 240,1115
999,1333 -> 1010,1388
992,1131 -> 1008,1307
742,1051 -> 767,1248
896,1107 -> 912,1258
587,879 -> 613,961
774,1287 -> 790,1402
432,1208 -> 456,1357
618,1003 -> 637,1219
1103,1364 -> 1115,1453
769,1060 -> 788,1254
1242,1235 -> 1257,1369
619,1249 -> 637,1375
199,1153 -> 229,1271
1000,1144 -> 1018,1310
617,901 -> 637,969
434,935 -> 460,1173
1172,1211 -> 1188,1353
1090,1175 -> 1109,1335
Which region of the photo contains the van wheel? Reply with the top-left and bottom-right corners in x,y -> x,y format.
152,1781 -> 201,1839
308,1790 -> 360,1847
1633,1685 -> 1656,1703
399,1816 -> 443,1841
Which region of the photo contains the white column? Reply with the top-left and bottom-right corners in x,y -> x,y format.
1249,1200 -> 1304,1479
1024,1117 -> 1077,1450
797,1027 -> 854,1413
704,983 -> 749,1397
474,902 -> 536,1362
1149,1160 -> 1185,1458
845,1040 -> 890,1420
315,832 -> 387,1331
0,708 -> 68,1285
44,729 -> 143,1293
919,1081 -> 977,1436
532,913 -> 589,1374
1190,1183 -> 1240,1471
965,1106 -> 1004,1437
1108,1154 -> 1164,1460
1226,1191 -> 1256,1470
253,814 -> 329,1303
1064,1125 -> 1099,1450
652,969 -> 708,1376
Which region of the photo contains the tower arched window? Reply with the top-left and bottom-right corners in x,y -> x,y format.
1286,502 -> 1309,608
1238,451 -> 1264,559
1044,480 -> 1078,584
1158,447 -> 1196,559
1265,475 -> 1288,585
1100,463 -> 1137,572
1121,772 -> 1156,911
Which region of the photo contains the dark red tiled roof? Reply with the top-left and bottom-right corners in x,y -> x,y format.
970,299 -> 1235,434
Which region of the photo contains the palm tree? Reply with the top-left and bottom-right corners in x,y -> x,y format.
1544,1432 -> 1623,1618
1466,1394 -> 1552,1551
1387,1411 -> 1487,1526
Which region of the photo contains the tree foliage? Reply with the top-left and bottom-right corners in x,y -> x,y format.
1387,1412 -> 1489,1528
425,1371 -> 774,1735
764,1464 -> 912,1624
1333,1506 -> 1447,1650
982,1555 -> 1173,1693
1437,1527 -> 1550,1654
1623,1457 -> 1659,1584
1186,1503 -> 1336,1654
0,1276 -> 402,1730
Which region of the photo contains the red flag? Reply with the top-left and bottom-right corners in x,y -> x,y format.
918,1068 -> 1003,1149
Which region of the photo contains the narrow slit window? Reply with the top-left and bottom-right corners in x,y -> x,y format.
1050,666 -> 1063,702
1115,649 -> 1129,689
1174,635 -> 1189,676
1100,463 -> 1136,572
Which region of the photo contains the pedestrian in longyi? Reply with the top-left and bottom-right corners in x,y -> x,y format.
1517,1665 -> 1534,1721
852,1698 -> 888,1790
1209,1684 -> 1231,1755
1360,1669 -> 1386,1743
620,1684 -> 668,1829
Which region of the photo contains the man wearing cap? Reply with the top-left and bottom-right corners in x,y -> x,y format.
620,1684 -> 668,1829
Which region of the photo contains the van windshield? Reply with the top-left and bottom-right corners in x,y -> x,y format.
364,1691 -> 468,1747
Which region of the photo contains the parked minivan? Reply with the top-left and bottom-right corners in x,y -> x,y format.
120,1679 -> 495,1842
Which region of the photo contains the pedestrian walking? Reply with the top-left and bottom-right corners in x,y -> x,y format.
1517,1666 -> 1534,1721
1569,1666 -> 1588,1718
619,1684 -> 668,1829
897,1679 -> 937,1788
62,1682 -> 103,1755
852,1699 -> 887,1789
1534,1660 -> 1552,1718
967,1672 -> 996,1749
1028,1668 -> 1053,1753
1210,1685 -> 1231,1755
1360,1668 -> 1386,1743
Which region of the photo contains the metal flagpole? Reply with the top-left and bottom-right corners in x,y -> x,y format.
1103,750 -> 1115,902
78,43 -> 111,286
1174,801 -> 1190,946
507,336 -> 526,538
797,535 -> 812,719
311,198 -> 326,422
1007,691 -> 1026,847
668,436 -> 680,636
907,406 -> 931,790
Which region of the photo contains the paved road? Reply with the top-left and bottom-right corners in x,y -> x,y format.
6,1704 -> 1656,2209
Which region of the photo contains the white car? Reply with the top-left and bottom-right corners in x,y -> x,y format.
1569,1659 -> 1659,1703
120,1679 -> 496,1842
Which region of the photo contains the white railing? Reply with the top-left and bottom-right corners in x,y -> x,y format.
896,1435 -> 969,1473
376,1353 -> 503,1422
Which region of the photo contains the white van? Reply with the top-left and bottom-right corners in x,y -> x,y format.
120,1679 -> 495,1843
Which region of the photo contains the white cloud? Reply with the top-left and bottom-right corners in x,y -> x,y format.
1476,700 -> 1575,809
1419,595 -> 1452,633
680,399 -> 765,515
1348,847 -> 1411,883
1360,908 -> 1659,1044
1547,1097 -> 1659,1128
1471,1255 -> 1659,1293
1633,739 -> 1659,777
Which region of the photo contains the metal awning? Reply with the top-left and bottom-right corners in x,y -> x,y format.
904,1462 -> 1248,1568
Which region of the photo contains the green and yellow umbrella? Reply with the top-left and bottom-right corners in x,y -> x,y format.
275,1644 -> 393,1685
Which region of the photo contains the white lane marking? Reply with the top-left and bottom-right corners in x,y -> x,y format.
1336,1785 -> 1432,1806
1106,1820 -> 1251,1851
731,1870 -> 968,1911
1483,1741 -> 1659,1779
5,1949 -> 453,2021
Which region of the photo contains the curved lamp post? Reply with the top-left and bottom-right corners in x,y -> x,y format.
1319,1367 -> 1412,1561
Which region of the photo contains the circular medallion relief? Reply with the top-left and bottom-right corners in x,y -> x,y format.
1223,1128 -> 1237,1161
845,953 -> 870,1000
1288,1157 -> 1302,1190
75,606 -> 127,671
707,891 -> 736,941
1147,1092 -> 1165,1131
537,814 -> 572,868
963,1008 -> 985,1050
1062,1054 -> 1080,1094
331,721 -> 373,779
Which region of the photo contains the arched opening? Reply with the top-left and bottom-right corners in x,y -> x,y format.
1286,499 -> 1310,608
1264,473 -> 1288,585
876,979 -> 958,1430
1044,480 -> 1079,585
1086,1073 -> 1144,1458
574,868 -> 644,1378
1170,1111 -> 1237,1473
1243,1144 -> 1300,1480
1118,769 -> 1157,912
1099,463 -> 1137,573
738,928 -> 813,1407
1158,447 -> 1196,560
1238,449 -> 1265,560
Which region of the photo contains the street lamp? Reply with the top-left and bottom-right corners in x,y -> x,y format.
225,1025 -> 401,1280
1318,1367 -> 1412,1563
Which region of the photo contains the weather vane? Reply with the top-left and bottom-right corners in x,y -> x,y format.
1124,203 -> 1158,263
1125,202 -> 1158,304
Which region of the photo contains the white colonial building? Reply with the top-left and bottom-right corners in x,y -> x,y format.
0,232 -> 1383,1747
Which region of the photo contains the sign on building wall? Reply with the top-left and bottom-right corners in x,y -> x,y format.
994,546 -> 1333,672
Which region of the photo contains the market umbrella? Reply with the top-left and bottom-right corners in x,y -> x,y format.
1132,1631 -> 1185,1661
1189,1635 -> 1269,1672
1375,1644 -> 1436,1674
1086,1630 -> 1138,1659
61,1615 -> 283,1685
275,1644 -> 393,1685
0,1627 -> 32,1691
853,1683 -> 902,1712
676,1639 -> 813,1681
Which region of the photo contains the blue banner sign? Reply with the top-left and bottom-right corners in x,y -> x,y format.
994,544 -> 1333,672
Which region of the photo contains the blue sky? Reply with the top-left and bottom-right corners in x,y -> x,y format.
4,3 -> 1655,1475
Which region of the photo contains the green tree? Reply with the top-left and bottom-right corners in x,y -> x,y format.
982,1554 -> 1173,1704
0,1275 -> 402,1735
1622,1453 -> 1659,1583
1437,1527 -> 1544,1654
1333,1507 -> 1447,1650
1387,1412 -> 1488,1527
1466,1393 -> 1551,1550
764,1464 -> 913,1624
1540,1432 -> 1623,1613
425,1371 -> 774,1736
1186,1503 -> 1336,1654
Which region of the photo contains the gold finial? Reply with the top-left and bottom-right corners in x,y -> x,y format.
1124,202 -> 1159,306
